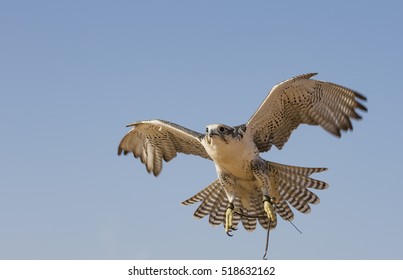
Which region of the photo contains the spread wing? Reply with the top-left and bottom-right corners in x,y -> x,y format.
246,73 -> 367,152
118,119 -> 210,176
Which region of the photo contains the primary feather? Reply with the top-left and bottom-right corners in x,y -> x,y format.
118,73 -> 367,232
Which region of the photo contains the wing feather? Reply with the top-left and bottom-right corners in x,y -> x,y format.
118,119 -> 210,176
246,73 -> 367,152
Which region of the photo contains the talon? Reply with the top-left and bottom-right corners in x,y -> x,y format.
225,203 -> 235,235
263,195 -> 276,222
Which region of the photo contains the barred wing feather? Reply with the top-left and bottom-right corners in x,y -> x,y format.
247,73 -> 367,152
118,119 -> 210,176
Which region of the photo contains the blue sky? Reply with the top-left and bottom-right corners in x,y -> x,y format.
1,0 -> 402,259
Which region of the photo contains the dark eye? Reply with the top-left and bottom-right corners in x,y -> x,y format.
219,126 -> 226,133
206,127 -> 209,133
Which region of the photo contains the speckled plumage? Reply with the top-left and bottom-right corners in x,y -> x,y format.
118,73 -> 367,232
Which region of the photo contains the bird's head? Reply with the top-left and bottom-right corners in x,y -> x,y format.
205,124 -> 239,145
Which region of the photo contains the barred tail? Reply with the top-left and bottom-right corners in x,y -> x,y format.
181,180 -> 242,229
181,161 -> 328,231
267,161 -> 328,217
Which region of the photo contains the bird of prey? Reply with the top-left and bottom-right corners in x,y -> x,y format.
118,73 -> 367,235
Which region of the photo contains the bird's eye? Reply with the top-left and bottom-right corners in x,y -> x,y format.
206,127 -> 209,133
219,126 -> 226,133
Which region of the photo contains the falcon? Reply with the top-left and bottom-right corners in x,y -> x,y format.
118,73 -> 367,235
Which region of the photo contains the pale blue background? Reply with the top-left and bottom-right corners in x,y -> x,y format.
1,0 -> 402,259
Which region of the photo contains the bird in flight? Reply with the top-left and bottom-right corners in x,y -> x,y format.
118,73 -> 367,235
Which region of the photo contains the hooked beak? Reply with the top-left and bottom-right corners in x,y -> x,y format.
206,130 -> 218,144
207,130 -> 228,144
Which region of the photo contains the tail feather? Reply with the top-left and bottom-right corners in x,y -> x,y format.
273,198 -> 294,221
279,190 -> 312,214
269,161 -> 328,179
277,175 -> 321,204
193,185 -> 222,219
268,161 -> 327,214
240,205 -> 258,231
241,211 -> 257,231
181,180 -> 221,205
208,190 -> 228,226
279,170 -> 328,193
182,161 -> 328,231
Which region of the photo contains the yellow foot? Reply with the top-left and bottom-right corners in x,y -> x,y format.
263,196 -> 276,222
225,203 -> 235,235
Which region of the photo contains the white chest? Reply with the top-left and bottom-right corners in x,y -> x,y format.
202,132 -> 259,179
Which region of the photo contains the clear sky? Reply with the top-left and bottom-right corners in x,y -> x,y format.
1,0 -> 402,260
